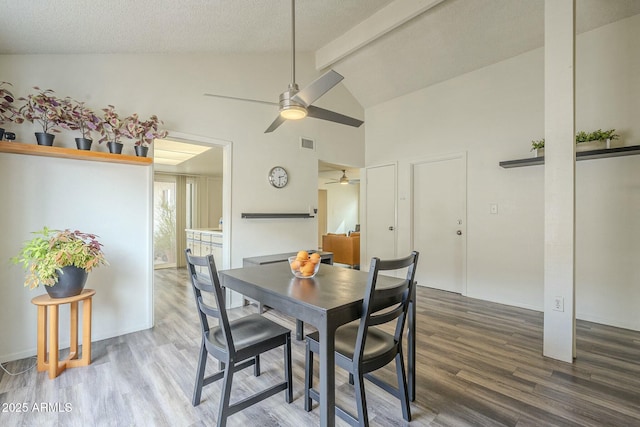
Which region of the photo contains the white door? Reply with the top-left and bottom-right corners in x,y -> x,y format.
365,164 -> 397,265
412,155 -> 466,293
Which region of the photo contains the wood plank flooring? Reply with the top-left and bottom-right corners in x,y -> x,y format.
1,267 -> 639,426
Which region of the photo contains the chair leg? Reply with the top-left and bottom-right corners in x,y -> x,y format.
284,334 -> 293,403
217,362 -> 234,427
354,370 -> 369,427
304,340 -> 313,412
396,352 -> 411,422
254,354 -> 261,377
192,339 -> 208,406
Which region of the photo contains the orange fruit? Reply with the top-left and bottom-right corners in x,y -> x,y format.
290,260 -> 300,271
296,250 -> 309,261
301,262 -> 316,276
310,253 -> 321,264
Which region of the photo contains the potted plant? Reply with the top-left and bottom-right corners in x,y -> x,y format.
530,128 -> 620,155
62,98 -> 102,151
12,227 -> 108,298
15,87 -> 65,146
98,105 -> 125,154
576,129 -> 619,150
122,113 -> 168,157
0,81 -> 18,141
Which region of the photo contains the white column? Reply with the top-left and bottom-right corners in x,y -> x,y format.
543,0 -> 576,362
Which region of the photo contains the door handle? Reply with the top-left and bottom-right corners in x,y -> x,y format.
456,230 -> 462,235
389,226 -> 395,231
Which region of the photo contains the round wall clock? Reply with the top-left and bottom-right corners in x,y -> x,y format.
268,166 -> 289,188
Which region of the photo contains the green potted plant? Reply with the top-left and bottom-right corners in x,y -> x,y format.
15,87 -> 65,146
122,113 -> 168,157
12,227 -> 108,298
0,81 -> 18,141
62,98 -> 102,151
530,128 -> 620,156
576,129 -> 619,150
98,105 -> 125,154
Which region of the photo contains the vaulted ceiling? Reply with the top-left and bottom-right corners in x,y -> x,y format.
2,0 -> 639,109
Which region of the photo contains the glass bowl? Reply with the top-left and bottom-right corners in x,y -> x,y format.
288,255 -> 321,278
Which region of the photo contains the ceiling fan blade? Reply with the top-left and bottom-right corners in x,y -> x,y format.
292,70 -> 344,107
265,115 -> 287,133
306,106 -> 364,128
204,93 -> 278,107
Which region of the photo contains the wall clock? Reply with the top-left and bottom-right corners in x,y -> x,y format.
268,166 -> 289,188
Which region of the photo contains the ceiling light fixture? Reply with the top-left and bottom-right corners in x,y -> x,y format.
153,138 -> 212,165
280,104 -> 307,120
339,170 -> 349,184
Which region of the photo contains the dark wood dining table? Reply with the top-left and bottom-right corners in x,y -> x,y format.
219,262 -> 416,427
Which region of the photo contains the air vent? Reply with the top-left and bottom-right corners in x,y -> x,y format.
300,137 -> 315,151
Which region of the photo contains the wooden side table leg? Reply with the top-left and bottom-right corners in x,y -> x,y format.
81,297 -> 92,365
36,306 -> 47,372
69,301 -> 79,360
48,305 -> 59,379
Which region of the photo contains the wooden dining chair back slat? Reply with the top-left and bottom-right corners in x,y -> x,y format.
304,251 -> 419,427
185,249 -> 293,427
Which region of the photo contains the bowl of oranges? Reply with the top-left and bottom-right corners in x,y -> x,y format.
289,250 -> 322,278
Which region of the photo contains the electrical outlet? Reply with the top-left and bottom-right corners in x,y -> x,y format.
553,296 -> 564,312
490,203 -> 498,214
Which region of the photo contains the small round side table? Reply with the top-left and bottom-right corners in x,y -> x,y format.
31,289 -> 96,379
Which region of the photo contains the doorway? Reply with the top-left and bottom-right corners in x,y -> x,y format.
364,163 -> 397,262
411,153 -> 467,294
317,189 -> 327,248
152,132 -> 231,270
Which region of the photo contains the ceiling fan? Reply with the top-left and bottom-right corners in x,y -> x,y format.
204,0 -> 364,133
325,170 -> 359,185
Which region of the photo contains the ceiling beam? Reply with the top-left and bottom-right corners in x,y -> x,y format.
315,0 -> 446,70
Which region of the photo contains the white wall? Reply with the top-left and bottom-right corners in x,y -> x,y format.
365,15 -> 640,330
0,154 -> 152,362
0,52 -> 364,360
318,180 -> 360,234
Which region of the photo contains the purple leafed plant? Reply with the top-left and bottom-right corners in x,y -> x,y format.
0,81 -> 18,125
15,87 -> 65,134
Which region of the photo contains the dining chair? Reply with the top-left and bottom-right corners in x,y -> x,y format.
304,251 -> 419,427
185,249 -> 293,427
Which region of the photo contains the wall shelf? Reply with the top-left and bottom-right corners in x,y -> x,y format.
241,213 -> 314,219
500,145 -> 640,168
0,141 -> 152,166
499,145 -> 640,168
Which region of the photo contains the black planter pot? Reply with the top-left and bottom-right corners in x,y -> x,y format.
134,145 -> 149,157
0,128 -> 4,141
45,266 -> 88,298
107,141 -> 124,154
35,132 -> 55,146
75,137 -> 93,150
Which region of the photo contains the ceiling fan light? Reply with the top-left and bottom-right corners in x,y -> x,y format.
280,105 -> 307,120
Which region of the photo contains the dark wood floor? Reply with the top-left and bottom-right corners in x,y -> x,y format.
1,267 -> 639,426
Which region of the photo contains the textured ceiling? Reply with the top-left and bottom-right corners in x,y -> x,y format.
1,0 -> 638,110
0,0 -> 391,54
